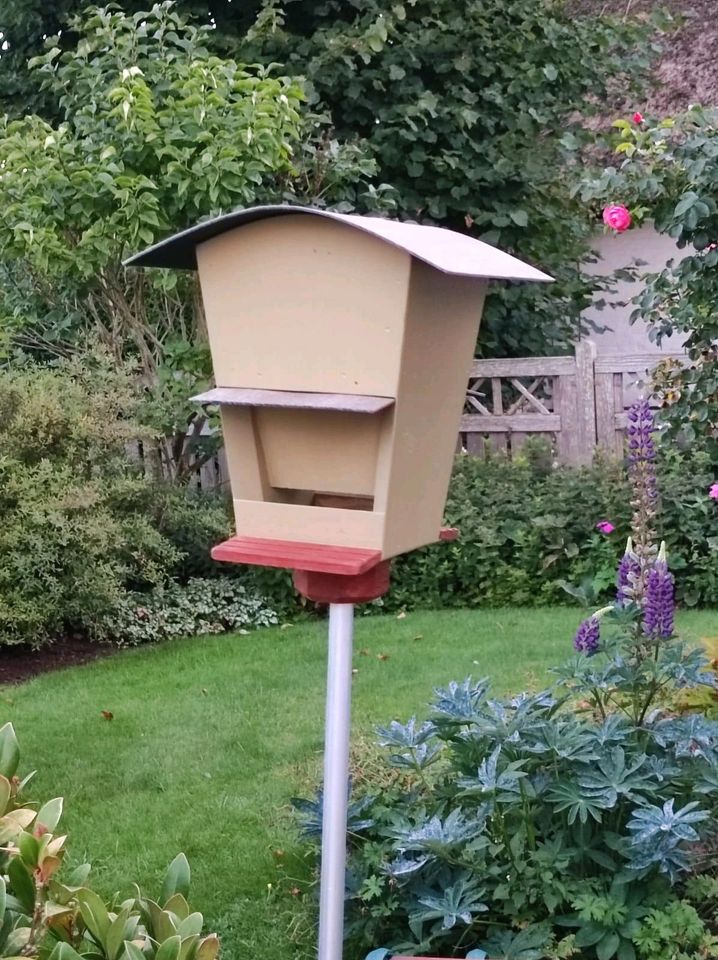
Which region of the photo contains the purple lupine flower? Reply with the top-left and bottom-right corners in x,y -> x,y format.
643,549 -> 675,639
574,616 -> 600,656
627,398 -> 657,467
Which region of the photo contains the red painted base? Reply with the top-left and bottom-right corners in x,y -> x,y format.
293,561 -> 391,604
210,528 -> 459,605
211,535 -> 381,575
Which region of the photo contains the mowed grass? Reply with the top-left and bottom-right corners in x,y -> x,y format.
2,607 -> 717,959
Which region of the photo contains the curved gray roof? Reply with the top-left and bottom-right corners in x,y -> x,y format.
124,204 -> 552,283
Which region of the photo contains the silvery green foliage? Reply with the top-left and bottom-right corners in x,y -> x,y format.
377,719 -> 441,773
96,577 -> 278,645
338,626 -> 718,960
291,789 -> 375,841
627,800 -> 709,881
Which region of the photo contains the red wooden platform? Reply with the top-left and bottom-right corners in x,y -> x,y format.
210,536 -> 383,575
211,528 -> 459,576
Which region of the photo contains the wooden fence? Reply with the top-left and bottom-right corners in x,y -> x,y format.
460,340 -> 679,465
182,341 -> 679,489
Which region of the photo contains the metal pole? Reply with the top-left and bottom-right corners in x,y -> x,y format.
318,602 -> 355,960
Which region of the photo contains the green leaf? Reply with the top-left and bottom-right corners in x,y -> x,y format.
77,888 -> 111,946
161,854 -> 191,906
0,876 -> 6,923
674,192 -> 697,218
122,942 -> 147,960
509,209 -> 529,227
7,859 -> 35,915
164,893 -> 190,920
106,906 -> 135,960
0,777 -> 11,817
0,725 -> 20,780
36,797 -> 63,833
155,934 -> 182,960
18,832 -> 40,867
617,940 -> 636,960
48,943 -> 86,960
597,931 -> 620,960
176,913 -> 203,938
575,923 -> 606,948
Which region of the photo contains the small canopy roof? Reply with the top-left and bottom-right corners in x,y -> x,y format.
124,204 -> 552,282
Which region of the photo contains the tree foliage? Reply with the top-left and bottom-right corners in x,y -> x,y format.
0,2 -> 383,478
238,0 -> 656,355
3,0 -> 659,358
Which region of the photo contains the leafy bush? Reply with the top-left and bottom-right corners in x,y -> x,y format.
0,721 -> 219,960
241,0 -> 658,358
95,577 -> 279,645
143,486 -> 234,583
0,359 -> 179,647
0,359 -> 275,647
331,625 -> 718,960
580,107 -> 718,462
381,446 -> 717,612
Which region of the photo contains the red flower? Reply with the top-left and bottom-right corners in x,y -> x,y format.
602,204 -> 632,232
632,111 -> 645,124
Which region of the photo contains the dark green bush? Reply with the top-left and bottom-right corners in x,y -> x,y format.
247,447 -> 715,615
382,448 -> 718,613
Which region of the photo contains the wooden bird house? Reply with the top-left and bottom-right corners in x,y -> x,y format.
126,206 -> 550,571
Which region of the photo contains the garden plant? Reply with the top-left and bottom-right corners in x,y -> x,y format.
0,722 -> 218,960
292,401 -> 718,960
580,106 -> 718,463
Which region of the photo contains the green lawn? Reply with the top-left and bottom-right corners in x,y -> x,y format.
2,607 -> 717,959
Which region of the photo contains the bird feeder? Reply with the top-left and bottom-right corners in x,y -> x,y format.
127,206 -> 549,592
126,204 -> 551,960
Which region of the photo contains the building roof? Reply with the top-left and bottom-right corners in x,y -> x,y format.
124,204 -> 553,283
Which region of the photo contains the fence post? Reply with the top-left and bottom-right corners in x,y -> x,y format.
574,339 -> 598,466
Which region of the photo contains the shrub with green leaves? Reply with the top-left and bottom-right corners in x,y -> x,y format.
0,359 -> 274,647
374,445 -> 718,613
0,721 -> 218,960
579,107 -> 718,462
0,358 -> 179,647
331,632 -> 718,960
241,0 -> 659,358
95,577 -> 278,646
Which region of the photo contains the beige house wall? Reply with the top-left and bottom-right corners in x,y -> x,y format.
581,225 -> 686,355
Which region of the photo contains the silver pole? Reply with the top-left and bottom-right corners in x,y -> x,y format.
318,602 -> 355,960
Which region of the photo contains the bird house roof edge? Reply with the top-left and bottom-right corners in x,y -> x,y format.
123,204 -> 553,282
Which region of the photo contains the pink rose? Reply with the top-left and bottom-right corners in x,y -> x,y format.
596,521 -> 615,534
710,483 -> 718,501
602,204 -> 632,232
632,111 -> 645,124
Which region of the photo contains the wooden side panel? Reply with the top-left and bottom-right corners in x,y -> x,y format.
196,215 -> 411,396
377,264 -> 486,558
220,407 -> 275,501
233,499 -> 385,550
254,407 -> 386,497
